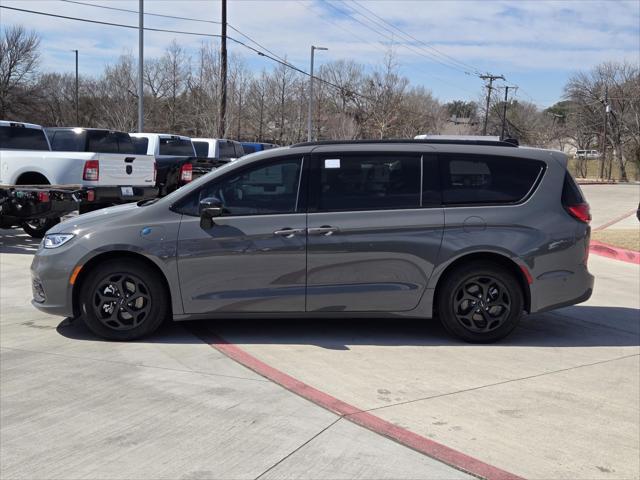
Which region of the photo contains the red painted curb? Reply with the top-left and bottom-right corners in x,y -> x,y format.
190,325 -> 525,480
590,241 -> 640,264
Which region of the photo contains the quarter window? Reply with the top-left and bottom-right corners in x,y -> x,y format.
316,154 -> 421,211
440,154 -> 544,205
179,158 -> 303,216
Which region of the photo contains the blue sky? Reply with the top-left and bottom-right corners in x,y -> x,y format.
2,0 -> 639,108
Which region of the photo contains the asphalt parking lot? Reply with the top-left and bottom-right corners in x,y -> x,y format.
1,184 -> 639,480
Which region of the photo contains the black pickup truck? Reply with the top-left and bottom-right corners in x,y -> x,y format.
130,133 -> 223,196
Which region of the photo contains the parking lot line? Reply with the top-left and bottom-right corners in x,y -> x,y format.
189,324 -> 525,480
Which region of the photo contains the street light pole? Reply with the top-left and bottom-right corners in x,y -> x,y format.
72,49 -> 78,125
307,45 -> 327,142
137,0 -> 144,132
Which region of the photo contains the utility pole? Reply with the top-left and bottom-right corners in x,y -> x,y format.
72,49 -> 79,125
137,0 -> 144,132
599,85 -> 609,180
218,0 -> 227,138
307,45 -> 328,142
480,74 -> 504,136
500,85 -> 509,140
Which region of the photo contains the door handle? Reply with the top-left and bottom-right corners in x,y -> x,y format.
273,228 -> 305,238
307,225 -> 339,236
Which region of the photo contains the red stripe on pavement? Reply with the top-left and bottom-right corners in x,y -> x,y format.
190,325 -> 525,480
590,241 -> 640,264
593,208 -> 637,231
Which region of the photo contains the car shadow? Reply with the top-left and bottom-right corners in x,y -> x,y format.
56,305 -> 640,348
0,229 -> 40,255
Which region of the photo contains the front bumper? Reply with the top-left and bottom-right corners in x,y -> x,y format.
30,246 -> 80,318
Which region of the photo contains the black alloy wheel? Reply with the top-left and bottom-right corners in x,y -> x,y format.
437,261 -> 524,343
79,259 -> 167,341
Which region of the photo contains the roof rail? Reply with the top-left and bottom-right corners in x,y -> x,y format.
291,139 -> 518,148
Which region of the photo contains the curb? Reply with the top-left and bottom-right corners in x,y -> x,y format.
190,324 -> 525,480
589,241 -> 640,264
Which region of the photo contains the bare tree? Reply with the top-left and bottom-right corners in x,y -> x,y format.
0,26 -> 40,118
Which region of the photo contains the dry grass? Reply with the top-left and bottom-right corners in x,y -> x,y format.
592,228 -> 640,252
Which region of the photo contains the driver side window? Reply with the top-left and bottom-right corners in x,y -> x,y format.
181,157 -> 303,216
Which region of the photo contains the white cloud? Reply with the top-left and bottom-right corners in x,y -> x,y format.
1,0 -> 638,105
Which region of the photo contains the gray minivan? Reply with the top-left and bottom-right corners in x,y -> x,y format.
31,139 -> 594,343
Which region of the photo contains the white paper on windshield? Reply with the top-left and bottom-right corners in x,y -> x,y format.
324,159 -> 341,169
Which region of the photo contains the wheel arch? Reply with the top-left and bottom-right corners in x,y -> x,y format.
72,250 -> 173,318
432,252 -> 531,314
15,171 -> 51,185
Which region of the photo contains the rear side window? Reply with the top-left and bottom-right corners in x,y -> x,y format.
49,130 -> 85,151
440,154 -> 544,205
159,137 -> 195,156
0,126 -> 50,150
193,141 -> 209,157
315,154 -> 421,211
561,172 -> 585,205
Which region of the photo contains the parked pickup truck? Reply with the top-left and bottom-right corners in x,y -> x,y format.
1,122 -> 156,211
192,138 -> 245,161
130,133 -> 221,196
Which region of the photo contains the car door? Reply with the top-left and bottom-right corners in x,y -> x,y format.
306,150 -> 443,312
176,155 -> 307,314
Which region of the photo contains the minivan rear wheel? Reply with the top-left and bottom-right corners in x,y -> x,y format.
79,260 -> 167,341
437,261 -> 523,343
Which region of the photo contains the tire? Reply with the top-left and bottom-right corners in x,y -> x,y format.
436,261 -> 524,343
21,217 -> 60,238
78,259 -> 168,341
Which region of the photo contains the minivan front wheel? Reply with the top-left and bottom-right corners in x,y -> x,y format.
437,261 -> 523,343
79,260 -> 167,341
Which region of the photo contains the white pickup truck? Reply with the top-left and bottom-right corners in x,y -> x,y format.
1,122 -> 157,215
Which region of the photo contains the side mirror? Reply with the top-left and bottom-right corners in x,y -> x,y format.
199,197 -> 224,229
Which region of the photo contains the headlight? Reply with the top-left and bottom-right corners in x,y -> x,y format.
43,233 -> 75,249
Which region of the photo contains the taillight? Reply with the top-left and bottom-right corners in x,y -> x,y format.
83,160 -> 99,181
37,191 -> 50,203
180,163 -> 193,183
153,162 -> 157,184
566,203 -> 591,223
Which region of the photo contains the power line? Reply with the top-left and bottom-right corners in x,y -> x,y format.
59,0 -> 222,25
300,1 -> 477,95
0,4 -> 376,104
346,0 -> 482,75
58,0 -> 290,65
323,0 -> 471,76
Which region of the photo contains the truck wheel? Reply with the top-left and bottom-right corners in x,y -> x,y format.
437,261 -> 524,343
21,218 -> 60,238
79,259 -> 168,341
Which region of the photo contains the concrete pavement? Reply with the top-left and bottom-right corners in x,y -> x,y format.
581,183 -> 639,230
0,231 -> 472,480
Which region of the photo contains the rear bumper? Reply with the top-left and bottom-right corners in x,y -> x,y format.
529,265 -> 595,313
87,186 -> 158,205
